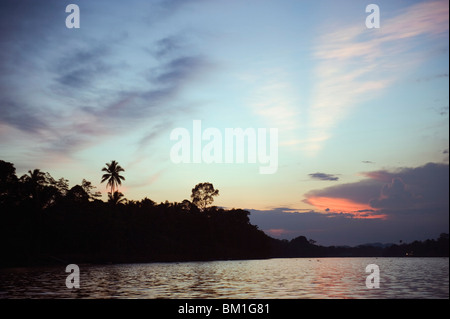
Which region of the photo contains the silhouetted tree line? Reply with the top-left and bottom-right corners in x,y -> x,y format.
0,159 -> 448,268
270,233 -> 449,258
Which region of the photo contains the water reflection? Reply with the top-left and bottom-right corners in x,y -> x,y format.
0,258 -> 448,299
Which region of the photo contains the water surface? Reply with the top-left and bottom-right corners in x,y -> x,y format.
0,257 -> 448,299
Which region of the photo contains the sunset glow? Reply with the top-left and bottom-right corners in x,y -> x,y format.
0,0 -> 447,246
306,196 -> 386,219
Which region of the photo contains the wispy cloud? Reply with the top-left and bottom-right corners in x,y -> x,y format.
54,45 -> 114,89
302,0 -> 449,155
0,0 -> 214,166
48,53 -> 213,159
243,67 -> 301,130
0,99 -> 49,134
416,73 -> 449,83
151,35 -> 186,59
308,172 -> 339,181
148,55 -> 212,88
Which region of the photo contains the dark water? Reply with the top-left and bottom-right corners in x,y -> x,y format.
0,257 -> 448,299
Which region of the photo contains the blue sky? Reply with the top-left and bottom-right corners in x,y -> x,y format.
0,0 -> 448,245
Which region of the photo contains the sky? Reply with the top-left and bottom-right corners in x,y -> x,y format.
0,0 -> 448,246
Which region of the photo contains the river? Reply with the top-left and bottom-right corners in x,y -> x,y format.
0,257 -> 448,299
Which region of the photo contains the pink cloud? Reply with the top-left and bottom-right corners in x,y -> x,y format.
305,0 -> 449,155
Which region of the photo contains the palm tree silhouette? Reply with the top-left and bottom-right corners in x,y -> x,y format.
20,169 -> 46,201
101,160 -> 125,194
24,169 -> 46,187
108,191 -> 127,205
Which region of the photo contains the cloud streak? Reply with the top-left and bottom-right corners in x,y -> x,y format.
0,1 -> 214,165
308,172 -> 339,181
54,45 -> 114,89
303,0 -> 449,155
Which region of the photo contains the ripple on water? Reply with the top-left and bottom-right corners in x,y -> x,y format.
0,257 -> 448,299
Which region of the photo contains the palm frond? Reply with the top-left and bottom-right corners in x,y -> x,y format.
100,160 -> 125,193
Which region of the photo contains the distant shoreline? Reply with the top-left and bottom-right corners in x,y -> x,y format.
2,240 -> 448,269
1,255 -> 449,270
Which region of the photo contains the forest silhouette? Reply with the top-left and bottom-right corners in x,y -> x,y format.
0,159 -> 448,268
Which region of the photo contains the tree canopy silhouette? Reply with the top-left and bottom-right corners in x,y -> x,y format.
20,169 -> 46,198
108,191 -> 127,205
101,160 -> 125,194
191,182 -> 219,211
0,158 -> 448,268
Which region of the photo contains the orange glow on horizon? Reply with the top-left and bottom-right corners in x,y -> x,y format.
306,196 -> 387,219
266,228 -> 295,237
